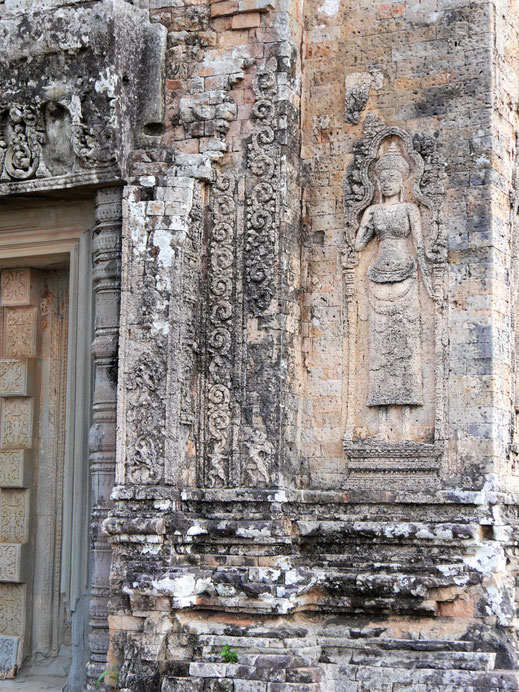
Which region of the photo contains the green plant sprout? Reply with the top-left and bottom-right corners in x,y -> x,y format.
95,666 -> 120,690
220,644 -> 238,663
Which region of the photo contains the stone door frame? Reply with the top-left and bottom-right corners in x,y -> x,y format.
0,190 -> 121,688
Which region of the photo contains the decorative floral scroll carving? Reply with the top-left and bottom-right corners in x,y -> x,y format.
203,175 -> 237,487
126,356 -> 165,484
180,201 -> 203,427
0,451 -> 26,488
245,69 -> 280,316
0,97 -> 115,183
0,634 -> 19,675
1,105 -> 44,181
0,361 -> 28,397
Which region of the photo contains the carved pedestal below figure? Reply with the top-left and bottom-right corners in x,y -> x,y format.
343,440 -> 442,489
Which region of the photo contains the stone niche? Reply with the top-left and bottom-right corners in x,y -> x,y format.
343,119 -> 448,488
0,0 -> 166,196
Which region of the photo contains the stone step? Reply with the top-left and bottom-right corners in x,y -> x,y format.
195,634 -> 313,649
196,634 -> 477,653
308,559 -> 466,576
318,636 -> 475,652
161,677 -> 321,691
345,649 -> 495,671
320,571 -> 454,598
157,666 -> 519,692
178,518 -> 482,547
296,520 -> 479,544
328,664 -> 519,689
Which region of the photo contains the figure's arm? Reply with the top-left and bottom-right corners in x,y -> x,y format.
355,207 -> 375,251
409,204 -> 436,301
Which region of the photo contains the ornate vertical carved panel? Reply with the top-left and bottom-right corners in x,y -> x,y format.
86,188 -> 122,686
198,63 -> 298,489
245,69 -> 280,317
342,119 -> 447,487
200,174 -> 240,487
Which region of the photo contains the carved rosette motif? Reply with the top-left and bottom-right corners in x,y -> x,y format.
245,69 -> 280,316
202,175 -> 238,488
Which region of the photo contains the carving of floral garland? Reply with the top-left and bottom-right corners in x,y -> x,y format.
245,69 -> 280,316
203,175 -> 237,487
0,97 -> 115,182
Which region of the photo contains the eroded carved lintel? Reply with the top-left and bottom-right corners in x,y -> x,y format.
0,1 -> 166,196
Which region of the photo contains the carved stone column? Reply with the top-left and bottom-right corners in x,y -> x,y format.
86,188 -> 122,688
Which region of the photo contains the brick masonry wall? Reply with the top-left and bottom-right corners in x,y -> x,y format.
493,0 -> 519,484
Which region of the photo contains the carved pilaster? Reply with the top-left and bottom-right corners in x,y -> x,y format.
86,187 -> 122,688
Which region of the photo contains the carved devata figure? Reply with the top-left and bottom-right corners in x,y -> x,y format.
343,119 -> 447,481
355,140 -> 435,406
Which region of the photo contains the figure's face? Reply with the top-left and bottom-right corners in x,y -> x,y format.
378,169 -> 403,197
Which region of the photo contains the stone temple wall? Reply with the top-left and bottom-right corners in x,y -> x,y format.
2,0 -> 519,690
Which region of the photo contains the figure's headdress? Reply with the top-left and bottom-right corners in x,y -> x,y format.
374,140 -> 410,178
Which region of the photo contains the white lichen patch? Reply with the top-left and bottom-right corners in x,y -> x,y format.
236,525 -> 271,539
153,229 -> 175,268
151,574 -> 212,608
465,543 -> 506,574
318,0 -> 339,16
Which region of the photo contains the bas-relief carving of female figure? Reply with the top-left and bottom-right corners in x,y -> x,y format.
355,140 -> 434,408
